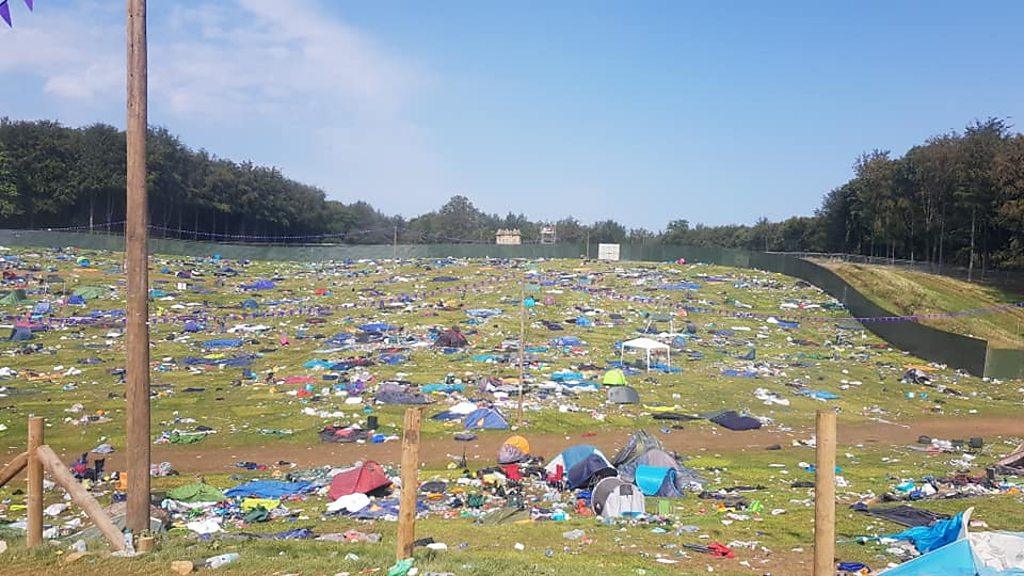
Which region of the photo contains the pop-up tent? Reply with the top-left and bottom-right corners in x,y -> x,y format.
592,477 -> 645,518
881,508 -> 1024,575
328,461 -> 392,500
620,337 -> 670,371
497,435 -> 530,464
602,368 -> 627,385
463,408 -> 509,430
607,385 -> 639,404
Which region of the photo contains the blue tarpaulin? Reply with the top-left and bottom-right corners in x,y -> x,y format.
888,513 -> 964,553
224,480 -> 313,499
201,338 -> 244,349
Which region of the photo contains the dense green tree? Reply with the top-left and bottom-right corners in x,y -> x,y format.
0,117 -> 1021,268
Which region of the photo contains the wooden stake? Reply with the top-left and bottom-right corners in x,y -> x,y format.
36,445 -> 126,552
27,417 -> 43,548
0,451 -> 27,488
125,0 -> 151,534
813,409 -> 837,576
395,408 -> 421,560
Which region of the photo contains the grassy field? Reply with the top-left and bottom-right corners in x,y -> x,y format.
819,260 -> 1024,348
0,249 -> 1019,576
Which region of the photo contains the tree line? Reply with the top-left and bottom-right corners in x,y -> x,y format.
0,117 -> 1021,269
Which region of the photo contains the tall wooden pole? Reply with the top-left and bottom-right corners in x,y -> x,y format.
396,408 -> 422,560
125,0 -> 151,534
813,409 -> 837,576
517,275 -> 525,423
26,416 -> 43,548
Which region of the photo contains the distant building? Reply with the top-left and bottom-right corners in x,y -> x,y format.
496,228 -> 522,245
540,225 -> 557,244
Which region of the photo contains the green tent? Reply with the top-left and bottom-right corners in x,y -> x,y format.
602,368 -> 628,385
0,289 -> 27,305
167,482 -> 225,503
72,286 -> 107,300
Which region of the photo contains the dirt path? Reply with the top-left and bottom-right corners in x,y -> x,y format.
69,415 -> 1024,474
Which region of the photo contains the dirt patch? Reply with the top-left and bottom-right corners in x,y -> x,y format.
58,415 -> 1024,474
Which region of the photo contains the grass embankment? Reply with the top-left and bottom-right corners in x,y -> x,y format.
820,261 -> 1024,348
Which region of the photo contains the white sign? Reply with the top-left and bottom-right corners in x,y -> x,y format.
597,243 -> 620,261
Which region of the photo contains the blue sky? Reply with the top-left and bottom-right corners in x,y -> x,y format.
1,1 -> 1022,229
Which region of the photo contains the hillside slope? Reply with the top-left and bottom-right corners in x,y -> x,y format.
819,261 -> 1024,348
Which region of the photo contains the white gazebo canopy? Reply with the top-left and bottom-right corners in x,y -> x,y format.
620,337 -> 671,371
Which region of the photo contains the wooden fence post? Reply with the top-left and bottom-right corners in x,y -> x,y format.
396,408 -> 422,560
27,416 -> 43,548
813,409 -> 837,576
0,451 -> 27,488
35,445 -> 126,552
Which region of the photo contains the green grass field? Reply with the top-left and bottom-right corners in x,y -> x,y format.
0,249 -> 1020,576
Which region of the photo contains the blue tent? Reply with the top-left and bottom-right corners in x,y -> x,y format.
241,298 -> 259,309
463,408 -> 509,430
576,316 -> 594,327
881,510 -> 1024,575
566,453 -> 616,489
555,445 -> 606,473
183,321 -> 203,333
241,279 -> 275,291
635,465 -> 677,496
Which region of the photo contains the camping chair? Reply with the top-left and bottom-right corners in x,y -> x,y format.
546,464 -> 565,488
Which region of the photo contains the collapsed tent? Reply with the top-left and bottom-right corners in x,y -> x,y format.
359,322 -> 397,334
995,444 -> 1024,474
607,385 -> 639,404
9,323 -> 33,341
881,509 -> 1024,575
241,279 -> 275,291
319,425 -> 371,444
0,289 -> 27,305
614,430 -> 703,495
592,477 -> 645,518
328,461 -> 392,500
463,408 -> 509,430
434,327 -> 469,348
709,410 -> 762,431
72,286 -> 107,300
376,381 -> 434,405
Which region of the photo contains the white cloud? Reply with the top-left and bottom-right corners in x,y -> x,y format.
0,0 -> 447,212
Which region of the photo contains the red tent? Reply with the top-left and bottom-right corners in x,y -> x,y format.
328,461 -> 392,500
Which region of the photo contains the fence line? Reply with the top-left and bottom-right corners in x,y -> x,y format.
0,229 -> 1018,379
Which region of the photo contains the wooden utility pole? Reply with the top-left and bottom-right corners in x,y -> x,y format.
125,0 -> 151,534
517,274 -> 526,423
26,416 -> 43,548
396,408 -> 422,560
393,224 -> 398,261
813,409 -> 837,576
